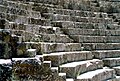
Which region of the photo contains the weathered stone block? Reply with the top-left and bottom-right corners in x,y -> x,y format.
76,69 -> 115,81
103,58 -> 120,67
59,73 -> 66,81
60,59 -> 103,78
71,35 -> 106,43
92,50 -> 120,59
113,66 -> 120,76
27,49 -> 36,57
44,51 -> 93,67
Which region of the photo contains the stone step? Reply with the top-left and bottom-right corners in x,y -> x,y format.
113,66 -> 120,76
25,42 -> 81,53
92,50 -> 120,59
40,34 -> 73,43
11,34 -> 23,43
26,49 -> 36,57
62,28 -> 106,36
59,73 -> 66,81
106,30 -> 120,36
6,0 -> 63,8
62,28 -> 120,36
5,0 -> 33,10
82,43 -> 120,51
52,8 -> 108,18
41,7 -> 108,18
0,5 -> 41,18
43,51 -> 93,66
76,68 -> 115,81
103,57 -> 120,67
43,10 -> 108,18
44,13 -> 113,23
60,59 -> 103,78
71,35 -> 120,43
71,35 -> 106,43
1,12 -> 50,26
99,1 -> 120,13
10,29 -> 35,42
8,22 -> 62,34
66,78 -> 74,81
52,21 -> 119,29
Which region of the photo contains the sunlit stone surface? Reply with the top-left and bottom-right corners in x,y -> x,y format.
0,0 -> 120,80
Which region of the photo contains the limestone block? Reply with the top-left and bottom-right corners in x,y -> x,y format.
71,35 -> 106,43
41,34 -> 72,43
103,58 -> 120,67
83,43 -> 120,50
15,16 -> 28,24
106,30 -> 120,36
113,66 -> 120,76
28,18 -> 41,24
39,26 -> 55,34
65,43 -> 81,51
74,16 -> 89,22
74,22 -> 94,29
51,67 -> 59,81
40,43 -> 81,53
44,53 -> 64,66
59,73 -> 66,81
27,49 -> 36,57
44,51 -> 92,67
60,59 -> 103,78
76,69 -> 115,81
106,36 -> 120,43
92,50 -> 120,59
29,11 -> 41,18
26,24 -> 33,33
40,19 -> 51,26
52,14 -> 71,21
54,9 -> 64,15
40,43 -> 66,53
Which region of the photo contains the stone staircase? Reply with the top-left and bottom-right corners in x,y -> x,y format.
0,0 -> 120,81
